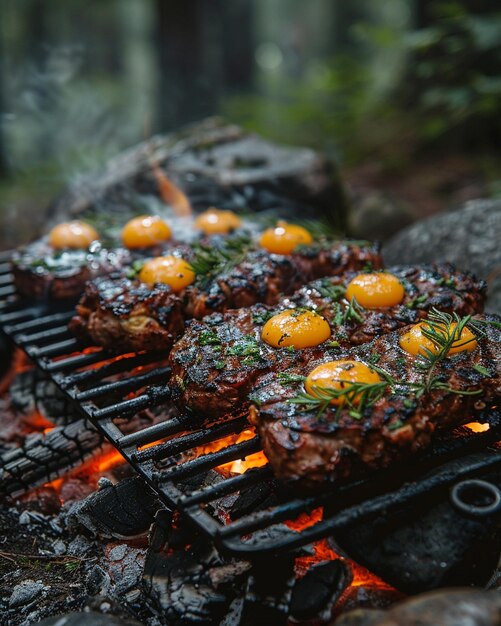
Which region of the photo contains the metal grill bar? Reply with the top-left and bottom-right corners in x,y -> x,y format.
180,466 -> 273,507
159,438 -> 262,482
7,311 -> 74,334
75,366 -> 171,401
29,337 -> 81,358
133,416 -> 249,463
118,417 -> 191,448
90,385 -> 172,419
45,349 -> 105,372
15,325 -> 73,345
60,351 -> 163,386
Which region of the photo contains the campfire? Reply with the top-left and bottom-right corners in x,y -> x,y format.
1,123 -> 500,626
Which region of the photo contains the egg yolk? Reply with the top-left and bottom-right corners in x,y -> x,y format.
345,272 -> 405,309
48,221 -> 99,250
195,208 -> 241,234
261,309 -> 331,349
259,222 -> 313,255
121,215 -> 172,249
305,360 -> 382,406
138,256 -> 195,292
399,321 -> 477,356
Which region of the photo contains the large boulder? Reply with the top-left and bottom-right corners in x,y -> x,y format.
49,117 -> 349,231
383,199 -> 501,313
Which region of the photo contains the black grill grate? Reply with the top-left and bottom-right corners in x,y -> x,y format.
1,253 -> 501,556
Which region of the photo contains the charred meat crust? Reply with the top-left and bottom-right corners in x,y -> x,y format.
11,240 -> 132,301
69,277 -> 184,353
168,264 -> 487,418
252,315 -> 501,490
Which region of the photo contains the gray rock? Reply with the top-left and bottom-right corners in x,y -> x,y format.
332,588 -> 501,625
349,191 -> 414,242
9,579 -> 45,608
384,199 -> 501,313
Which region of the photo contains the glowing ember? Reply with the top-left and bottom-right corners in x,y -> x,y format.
465,421 -> 490,433
195,428 -> 268,474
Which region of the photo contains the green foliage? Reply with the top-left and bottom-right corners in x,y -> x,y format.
402,2 -> 501,145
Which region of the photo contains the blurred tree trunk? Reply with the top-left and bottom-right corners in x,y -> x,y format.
154,0 -> 254,132
0,32 -> 8,177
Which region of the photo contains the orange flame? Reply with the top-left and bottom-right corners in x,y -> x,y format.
151,161 -> 192,217
195,428 -> 268,475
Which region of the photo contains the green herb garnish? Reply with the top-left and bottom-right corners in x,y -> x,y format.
227,335 -> 263,365
190,234 -> 253,288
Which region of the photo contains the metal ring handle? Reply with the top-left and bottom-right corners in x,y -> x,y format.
450,479 -> 501,517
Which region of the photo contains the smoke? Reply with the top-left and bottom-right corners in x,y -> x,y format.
3,45 -> 143,184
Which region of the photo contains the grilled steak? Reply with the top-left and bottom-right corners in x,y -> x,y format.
282,263 -> 486,346
251,314 -> 501,489
12,240 -> 132,301
69,277 -> 184,353
168,305 -> 327,417
168,264 -> 487,417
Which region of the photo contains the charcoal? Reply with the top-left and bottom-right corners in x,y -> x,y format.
290,560 -> 351,621
0,418 -> 104,496
10,369 -> 79,424
239,554 -> 296,626
9,580 -> 47,608
67,476 -> 160,539
37,612 -> 143,626
143,539 -> 231,624
229,478 -> 280,521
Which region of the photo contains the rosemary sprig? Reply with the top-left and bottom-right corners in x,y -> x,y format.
331,297 -> 365,326
288,378 -> 390,419
277,372 -> 306,386
190,234 -> 253,288
414,309 -> 476,394
316,280 -> 346,302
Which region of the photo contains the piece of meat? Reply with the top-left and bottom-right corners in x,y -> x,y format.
168,264 -> 487,418
11,239 -> 132,301
168,305 -> 327,418
183,241 -> 382,319
69,277 -> 184,353
281,263 -> 487,346
251,314 -> 501,490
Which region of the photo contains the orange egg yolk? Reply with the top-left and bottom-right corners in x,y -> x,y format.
138,256 -> 195,292
345,272 -> 405,308
195,208 -> 241,234
259,222 -> 313,255
121,215 -> 172,249
305,360 -> 382,406
399,321 -> 477,356
48,221 -> 99,250
261,309 -> 331,349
